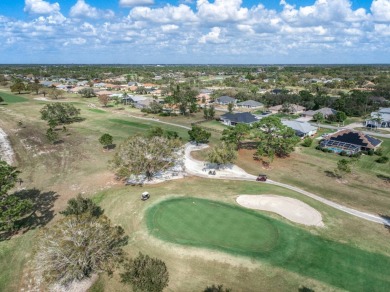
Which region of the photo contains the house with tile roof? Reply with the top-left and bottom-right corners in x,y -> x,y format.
215,96 -> 237,105
301,107 -> 337,119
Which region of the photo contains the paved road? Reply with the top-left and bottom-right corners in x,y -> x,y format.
185,143 -> 390,226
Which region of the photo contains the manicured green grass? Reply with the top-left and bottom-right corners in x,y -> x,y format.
0,91 -> 29,103
148,197 -> 278,254
88,109 -> 107,114
147,197 -> 390,292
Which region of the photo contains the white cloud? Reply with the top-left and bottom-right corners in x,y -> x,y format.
280,0 -> 368,25
196,0 -> 248,22
371,0 -> 390,21
119,0 -> 154,7
130,4 -> 197,23
199,27 -> 227,43
161,24 -> 179,32
24,0 -> 60,15
64,37 -> 87,46
70,0 -> 114,19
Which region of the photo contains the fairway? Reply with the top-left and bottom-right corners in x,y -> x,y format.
147,197 -> 390,291
0,91 -> 28,103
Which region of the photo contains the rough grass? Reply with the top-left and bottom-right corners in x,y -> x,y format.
0,90 -> 29,103
146,197 -> 390,292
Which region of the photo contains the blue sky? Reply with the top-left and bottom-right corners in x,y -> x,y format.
0,0 -> 389,64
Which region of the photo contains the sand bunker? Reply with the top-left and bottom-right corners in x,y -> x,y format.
236,195 -> 324,227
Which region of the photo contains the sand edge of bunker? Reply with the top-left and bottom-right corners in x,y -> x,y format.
236,194 -> 324,227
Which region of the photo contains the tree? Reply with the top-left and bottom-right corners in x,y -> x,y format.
34,214 -> 127,285
227,102 -> 234,113
46,127 -> 59,144
147,127 -> 164,138
49,88 -> 63,100
60,194 -> 103,219
111,135 -> 183,181
0,96 -> 3,104
10,80 -> 25,94
335,111 -> 347,123
120,253 -> 169,292
221,123 -> 250,150
204,284 -> 232,292
252,116 -> 300,163
78,87 -> 96,98
40,103 -> 81,127
27,81 -> 42,95
208,106 -> 215,119
207,142 -> 237,168
188,125 -> 211,145
333,159 -> 352,178
0,161 -> 33,232
168,85 -> 198,115
313,112 -> 325,124
301,137 -> 313,147
99,133 -> 114,149
98,94 -> 110,107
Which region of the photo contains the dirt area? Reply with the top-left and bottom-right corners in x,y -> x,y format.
236,195 -> 324,227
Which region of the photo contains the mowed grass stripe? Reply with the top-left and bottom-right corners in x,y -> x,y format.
147,197 -> 390,291
0,91 -> 28,103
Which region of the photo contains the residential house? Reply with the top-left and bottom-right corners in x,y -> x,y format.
220,112 -> 259,126
365,107 -> 390,128
282,120 -> 318,138
320,129 -> 382,154
237,100 -> 263,109
215,96 -> 237,105
301,107 -> 337,119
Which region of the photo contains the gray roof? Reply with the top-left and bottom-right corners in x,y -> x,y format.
282,120 -> 317,135
221,112 -> 258,124
216,96 -> 237,104
237,100 -> 263,107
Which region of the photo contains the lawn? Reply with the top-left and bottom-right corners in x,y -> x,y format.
147,197 -> 390,292
0,90 -> 29,103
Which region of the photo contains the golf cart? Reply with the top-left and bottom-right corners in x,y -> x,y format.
256,174 -> 267,182
141,192 -> 150,201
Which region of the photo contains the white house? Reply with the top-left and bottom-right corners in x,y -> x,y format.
282,120 -> 318,137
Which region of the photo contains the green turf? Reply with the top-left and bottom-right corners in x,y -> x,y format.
88,109 -> 106,114
147,197 -> 390,292
0,91 -> 28,103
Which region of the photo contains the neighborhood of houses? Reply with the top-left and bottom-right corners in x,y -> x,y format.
5,72 -> 389,157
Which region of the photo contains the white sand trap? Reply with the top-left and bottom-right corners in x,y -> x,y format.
236,195 -> 324,227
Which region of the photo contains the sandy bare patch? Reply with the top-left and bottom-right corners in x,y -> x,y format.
236,195 -> 324,227
0,127 -> 15,164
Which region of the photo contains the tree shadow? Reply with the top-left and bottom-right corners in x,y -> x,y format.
106,144 -> 117,150
0,189 -> 59,241
298,286 -> 315,292
377,174 -> 390,184
324,170 -> 337,178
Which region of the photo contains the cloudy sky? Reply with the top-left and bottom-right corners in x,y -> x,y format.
0,0 -> 389,64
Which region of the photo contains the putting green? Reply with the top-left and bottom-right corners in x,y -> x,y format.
147,197 -> 390,291
147,197 -> 279,255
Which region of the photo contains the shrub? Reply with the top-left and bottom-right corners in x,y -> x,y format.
376,156 -> 389,164
302,137 -> 313,147
367,149 -> 375,156
339,151 -> 348,156
374,148 -> 383,156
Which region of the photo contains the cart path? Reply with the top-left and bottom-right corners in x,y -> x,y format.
185,143 -> 390,226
